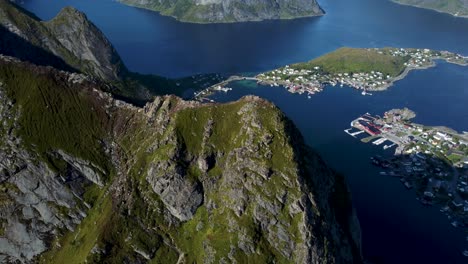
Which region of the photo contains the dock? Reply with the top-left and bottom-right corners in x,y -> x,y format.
344,128 -> 365,138
383,143 -> 396,150
372,137 -> 387,145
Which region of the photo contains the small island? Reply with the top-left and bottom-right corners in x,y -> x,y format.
347,108 -> 468,247
256,47 -> 468,97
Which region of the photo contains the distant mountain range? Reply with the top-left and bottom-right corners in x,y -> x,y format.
393,0 -> 468,17
119,0 -> 324,23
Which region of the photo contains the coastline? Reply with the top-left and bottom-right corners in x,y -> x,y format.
117,1 -> 324,24
194,48 -> 468,102
254,50 -> 468,96
391,1 -> 468,19
386,57 -> 468,91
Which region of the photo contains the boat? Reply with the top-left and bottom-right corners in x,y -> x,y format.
463,250 -> 468,257
307,95 -> 311,99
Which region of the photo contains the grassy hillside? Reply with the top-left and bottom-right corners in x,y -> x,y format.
0,60 -> 111,174
292,47 -> 409,76
0,57 -> 360,263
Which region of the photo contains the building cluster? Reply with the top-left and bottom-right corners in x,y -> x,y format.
349,109 -> 468,232
257,63 -> 392,96
257,48 -> 468,98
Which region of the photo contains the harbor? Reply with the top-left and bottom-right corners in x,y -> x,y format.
346,108 -> 468,253
345,112 -> 403,154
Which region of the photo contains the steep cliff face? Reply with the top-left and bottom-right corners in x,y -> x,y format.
0,0 -> 125,81
120,0 -> 324,23
0,56 -> 360,263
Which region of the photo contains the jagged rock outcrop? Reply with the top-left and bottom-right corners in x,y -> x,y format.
0,76 -> 96,262
0,55 -> 361,263
120,0 -> 324,23
0,0 -> 125,81
147,160 -> 204,221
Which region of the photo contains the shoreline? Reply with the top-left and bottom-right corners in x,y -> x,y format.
347,108 -> 468,256
254,50 -> 468,95
117,1 -> 324,24
194,48 -> 468,102
391,0 -> 468,19
391,1 -> 468,19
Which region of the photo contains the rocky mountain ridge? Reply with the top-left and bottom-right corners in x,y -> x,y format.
120,0 -> 324,23
0,55 -> 361,263
0,0 -> 124,81
0,0 -> 194,103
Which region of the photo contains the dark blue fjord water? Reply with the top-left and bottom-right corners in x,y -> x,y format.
21,0 -> 468,78
210,62 -> 468,264
21,0 -> 468,263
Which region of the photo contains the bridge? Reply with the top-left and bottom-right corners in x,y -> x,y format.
195,75 -> 260,101
208,75 -> 259,89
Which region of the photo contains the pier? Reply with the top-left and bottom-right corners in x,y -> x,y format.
372,137 -> 387,145
383,143 -> 396,150
344,128 -> 365,138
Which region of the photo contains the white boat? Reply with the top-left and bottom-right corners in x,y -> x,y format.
463,250 -> 468,257
361,90 -> 373,96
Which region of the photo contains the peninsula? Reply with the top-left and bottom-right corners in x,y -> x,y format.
119,0 -> 324,23
393,0 -> 468,18
256,47 -> 467,97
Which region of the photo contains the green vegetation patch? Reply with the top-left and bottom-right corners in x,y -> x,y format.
293,47 -> 409,76
0,62 -> 110,173
174,101 -> 245,153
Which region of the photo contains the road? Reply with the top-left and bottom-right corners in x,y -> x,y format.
194,75 -> 259,101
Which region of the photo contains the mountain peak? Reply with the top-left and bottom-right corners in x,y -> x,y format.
0,1 -> 125,81
0,56 -> 361,263
54,6 -> 88,22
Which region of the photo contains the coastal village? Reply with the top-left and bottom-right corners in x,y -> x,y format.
256,48 -> 468,97
192,49 -> 468,256
193,48 -> 468,102
346,108 -> 468,249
